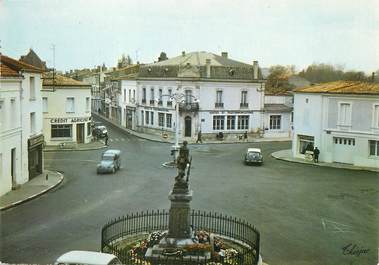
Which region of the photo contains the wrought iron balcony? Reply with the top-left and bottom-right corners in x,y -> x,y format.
179,102 -> 199,112
240,102 -> 249,108
150,99 -> 155,105
215,102 -> 224,108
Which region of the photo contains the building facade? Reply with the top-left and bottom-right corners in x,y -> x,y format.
136,51 -> 266,141
0,55 -> 44,196
42,74 -> 92,146
292,81 -> 379,168
263,93 -> 293,138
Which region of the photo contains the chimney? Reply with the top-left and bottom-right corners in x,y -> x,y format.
182,51 -> 186,57
253,60 -> 259,79
206,59 -> 211,78
221,52 -> 228,58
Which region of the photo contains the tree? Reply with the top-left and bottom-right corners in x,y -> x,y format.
298,63 -> 344,83
117,54 -> 133,68
266,65 -> 296,93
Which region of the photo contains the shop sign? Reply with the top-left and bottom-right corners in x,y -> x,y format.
28,134 -> 44,149
50,117 -> 91,124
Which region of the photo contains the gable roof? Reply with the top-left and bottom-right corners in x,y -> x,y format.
20,49 -> 47,70
43,72 -> 91,87
293,81 -> 379,95
0,54 -> 44,73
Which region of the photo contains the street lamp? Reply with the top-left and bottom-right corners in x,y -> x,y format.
156,93 -> 199,161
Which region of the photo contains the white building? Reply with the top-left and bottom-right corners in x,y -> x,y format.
292,81 -> 379,168
42,74 -> 92,146
263,92 -> 293,138
0,55 -> 44,196
136,51 -> 266,141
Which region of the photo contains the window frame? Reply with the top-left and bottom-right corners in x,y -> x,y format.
337,101 -> 352,126
65,97 -> 75,113
213,115 -> 225,130
237,115 -> 249,130
269,115 -> 281,130
51,124 -> 72,138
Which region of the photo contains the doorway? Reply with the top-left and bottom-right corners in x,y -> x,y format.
11,148 -> 16,185
76,123 -> 84,143
184,116 -> 192,137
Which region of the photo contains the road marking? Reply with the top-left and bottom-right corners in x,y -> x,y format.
321,218 -> 353,233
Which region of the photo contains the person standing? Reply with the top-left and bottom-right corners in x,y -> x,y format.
244,131 -> 248,142
196,130 -> 203,144
313,147 -> 320,163
105,133 -> 109,146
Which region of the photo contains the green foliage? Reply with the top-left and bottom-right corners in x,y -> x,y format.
265,65 -> 296,93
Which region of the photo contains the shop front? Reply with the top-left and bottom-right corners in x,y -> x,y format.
28,134 -> 44,179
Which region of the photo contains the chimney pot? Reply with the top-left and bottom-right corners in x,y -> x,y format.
221,52 -> 228,58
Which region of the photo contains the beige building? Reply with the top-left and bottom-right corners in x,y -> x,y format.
42,74 -> 92,146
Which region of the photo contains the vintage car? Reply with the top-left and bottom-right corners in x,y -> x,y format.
244,148 -> 263,165
93,125 -> 108,138
97,149 -> 121,174
54,250 -> 121,265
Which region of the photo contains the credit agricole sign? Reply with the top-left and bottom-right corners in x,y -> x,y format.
50,117 -> 92,124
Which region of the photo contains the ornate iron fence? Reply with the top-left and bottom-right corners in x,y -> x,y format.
101,209 -> 260,265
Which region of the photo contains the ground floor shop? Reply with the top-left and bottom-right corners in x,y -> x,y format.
28,134 -> 44,179
292,131 -> 379,168
43,116 -> 92,146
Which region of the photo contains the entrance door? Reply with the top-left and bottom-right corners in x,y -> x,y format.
11,148 -> 16,185
333,137 -> 355,164
184,116 -> 192,137
76,123 -> 84,143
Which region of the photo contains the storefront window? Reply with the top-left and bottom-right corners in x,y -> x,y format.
51,124 -> 72,138
298,135 -> 314,154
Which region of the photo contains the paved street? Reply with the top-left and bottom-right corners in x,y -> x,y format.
1,121 -> 378,265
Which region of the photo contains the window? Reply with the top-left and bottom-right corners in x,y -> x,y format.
141,110 -> 144,126
185,90 -> 192,103
30,76 -> 35,100
30,112 -> 36,134
86,97 -> 90,112
270,115 -> 281,130
42,97 -> 48,113
291,112 -> 294,123
168,88 -> 172,97
142,88 -> 146,102
213,115 -> 225,130
241,91 -> 247,104
334,137 -> 355,146
369,140 -> 379,156
158,89 -> 163,105
237,115 -> 249,130
227,115 -> 236,130
373,105 -> 379,128
338,103 -> 351,126
124,89 -> 127,102
150,112 -> 154,125
51,124 -> 72,138
298,135 -> 314,154
216,90 -> 223,103
145,111 -> 149,124
133,90 -> 135,102
158,113 -> 164,127
166,113 -> 172,128
150,88 -> 154,100
66,97 -> 75,113
128,89 -> 131,103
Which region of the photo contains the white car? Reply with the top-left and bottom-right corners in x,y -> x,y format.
54,250 -> 121,265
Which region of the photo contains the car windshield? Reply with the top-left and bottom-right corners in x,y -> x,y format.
102,155 -> 114,161
247,152 -> 261,158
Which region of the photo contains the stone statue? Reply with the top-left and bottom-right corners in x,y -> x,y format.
175,141 -> 190,182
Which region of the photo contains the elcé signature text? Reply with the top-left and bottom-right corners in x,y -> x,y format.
342,243 -> 369,257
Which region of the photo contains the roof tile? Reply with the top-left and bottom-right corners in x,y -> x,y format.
293,81 -> 379,95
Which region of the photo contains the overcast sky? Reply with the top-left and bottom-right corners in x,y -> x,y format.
1,0 -> 378,73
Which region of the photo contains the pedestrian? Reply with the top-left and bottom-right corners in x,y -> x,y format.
244,131 -> 248,142
313,147 -> 320,163
196,130 -> 203,144
105,133 -> 109,146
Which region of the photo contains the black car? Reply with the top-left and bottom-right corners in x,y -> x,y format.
244,148 -> 263,165
93,125 -> 108,138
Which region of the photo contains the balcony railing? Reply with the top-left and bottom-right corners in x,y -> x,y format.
215,102 -> 224,108
150,99 -> 155,105
240,102 -> 249,108
179,102 -> 199,112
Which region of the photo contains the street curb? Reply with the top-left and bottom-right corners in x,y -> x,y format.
271,150 -> 379,173
162,161 -> 176,168
93,113 -> 291,146
43,144 -> 107,152
0,171 -> 64,211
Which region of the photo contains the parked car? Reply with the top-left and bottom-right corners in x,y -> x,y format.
97,149 -> 121,174
54,250 -> 121,265
244,148 -> 263,165
93,125 -> 108,138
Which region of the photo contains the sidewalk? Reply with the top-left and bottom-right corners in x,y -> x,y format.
44,140 -> 106,152
0,170 -> 64,211
93,113 -> 291,145
271,149 -> 379,173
